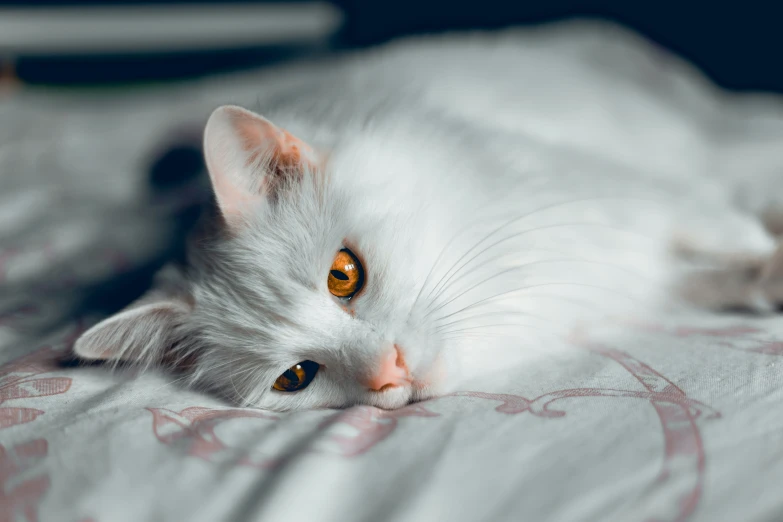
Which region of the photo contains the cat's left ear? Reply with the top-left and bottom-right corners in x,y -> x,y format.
203,105 -> 322,229
73,266 -> 193,369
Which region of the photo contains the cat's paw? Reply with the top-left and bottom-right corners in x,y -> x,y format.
730,167 -> 783,238
677,242 -> 783,313
759,242 -> 783,309
762,207 -> 783,239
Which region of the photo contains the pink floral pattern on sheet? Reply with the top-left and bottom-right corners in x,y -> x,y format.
621,319 -> 783,356
456,346 -> 717,522
148,402 -> 440,468
317,404 -> 439,457
593,347 -> 710,522
148,407 -> 280,468
0,324 -> 83,522
0,439 -> 49,522
0,348 -> 71,430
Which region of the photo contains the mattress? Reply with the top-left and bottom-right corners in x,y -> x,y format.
1,22 -> 783,522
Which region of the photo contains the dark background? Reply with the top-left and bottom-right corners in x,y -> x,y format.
3,0 -> 783,92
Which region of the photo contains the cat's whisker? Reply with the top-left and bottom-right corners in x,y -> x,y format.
433,280 -> 644,325
425,253 -> 661,320
438,322 -> 555,335
441,321 -> 566,339
421,244 -> 600,314
437,292 -> 599,325
235,368 -> 268,407
440,331 -> 556,343
420,194 -> 661,310
421,245 -> 573,313
410,177 -> 550,309
227,354 -> 259,408
434,309 -> 554,331
421,219 -> 658,317
439,323 -> 562,343
425,257 -> 574,320
424,247 -> 607,311
410,213 -> 499,313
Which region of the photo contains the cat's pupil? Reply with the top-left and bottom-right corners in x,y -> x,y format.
283,368 -> 300,383
330,270 -> 349,281
327,248 -> 364,299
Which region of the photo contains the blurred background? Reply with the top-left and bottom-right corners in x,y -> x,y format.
1,0 -> 782,91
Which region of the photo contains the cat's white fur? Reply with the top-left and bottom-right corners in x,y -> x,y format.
74,22 -> 783,411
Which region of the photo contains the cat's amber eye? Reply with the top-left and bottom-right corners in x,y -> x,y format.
272,360 -> 320,392
328,248 -> 364,299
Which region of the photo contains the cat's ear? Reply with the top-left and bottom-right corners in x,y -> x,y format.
74,267 -> 192,369
203,105 -> 321,228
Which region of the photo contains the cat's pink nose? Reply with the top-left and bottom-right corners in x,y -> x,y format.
366,345 -> 410,392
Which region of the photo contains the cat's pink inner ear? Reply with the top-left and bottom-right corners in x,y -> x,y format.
203,105 -> 320,227
232,111 -> 318,172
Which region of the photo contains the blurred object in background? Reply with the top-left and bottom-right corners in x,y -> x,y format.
335,0 -> 783,93
0,1 -> 343,85
0,58 -> 17,93
1,1 -> 782,92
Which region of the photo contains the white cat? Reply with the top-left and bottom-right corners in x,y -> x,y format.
74,22 -> 783,411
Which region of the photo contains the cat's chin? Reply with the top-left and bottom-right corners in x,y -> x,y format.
358,381 -> 444,410
361,385 -> 414,410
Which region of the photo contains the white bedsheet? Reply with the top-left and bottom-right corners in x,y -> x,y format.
2,22 -> 783,522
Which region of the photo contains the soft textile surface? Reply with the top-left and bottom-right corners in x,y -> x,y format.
2,22 -> 783,522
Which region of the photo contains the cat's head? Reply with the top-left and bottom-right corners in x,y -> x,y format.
74,105 -> 518,411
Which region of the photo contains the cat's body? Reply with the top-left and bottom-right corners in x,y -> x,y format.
75,22 -> 783,411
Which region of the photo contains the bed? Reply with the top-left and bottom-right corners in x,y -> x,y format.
2,22 -> 783,522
